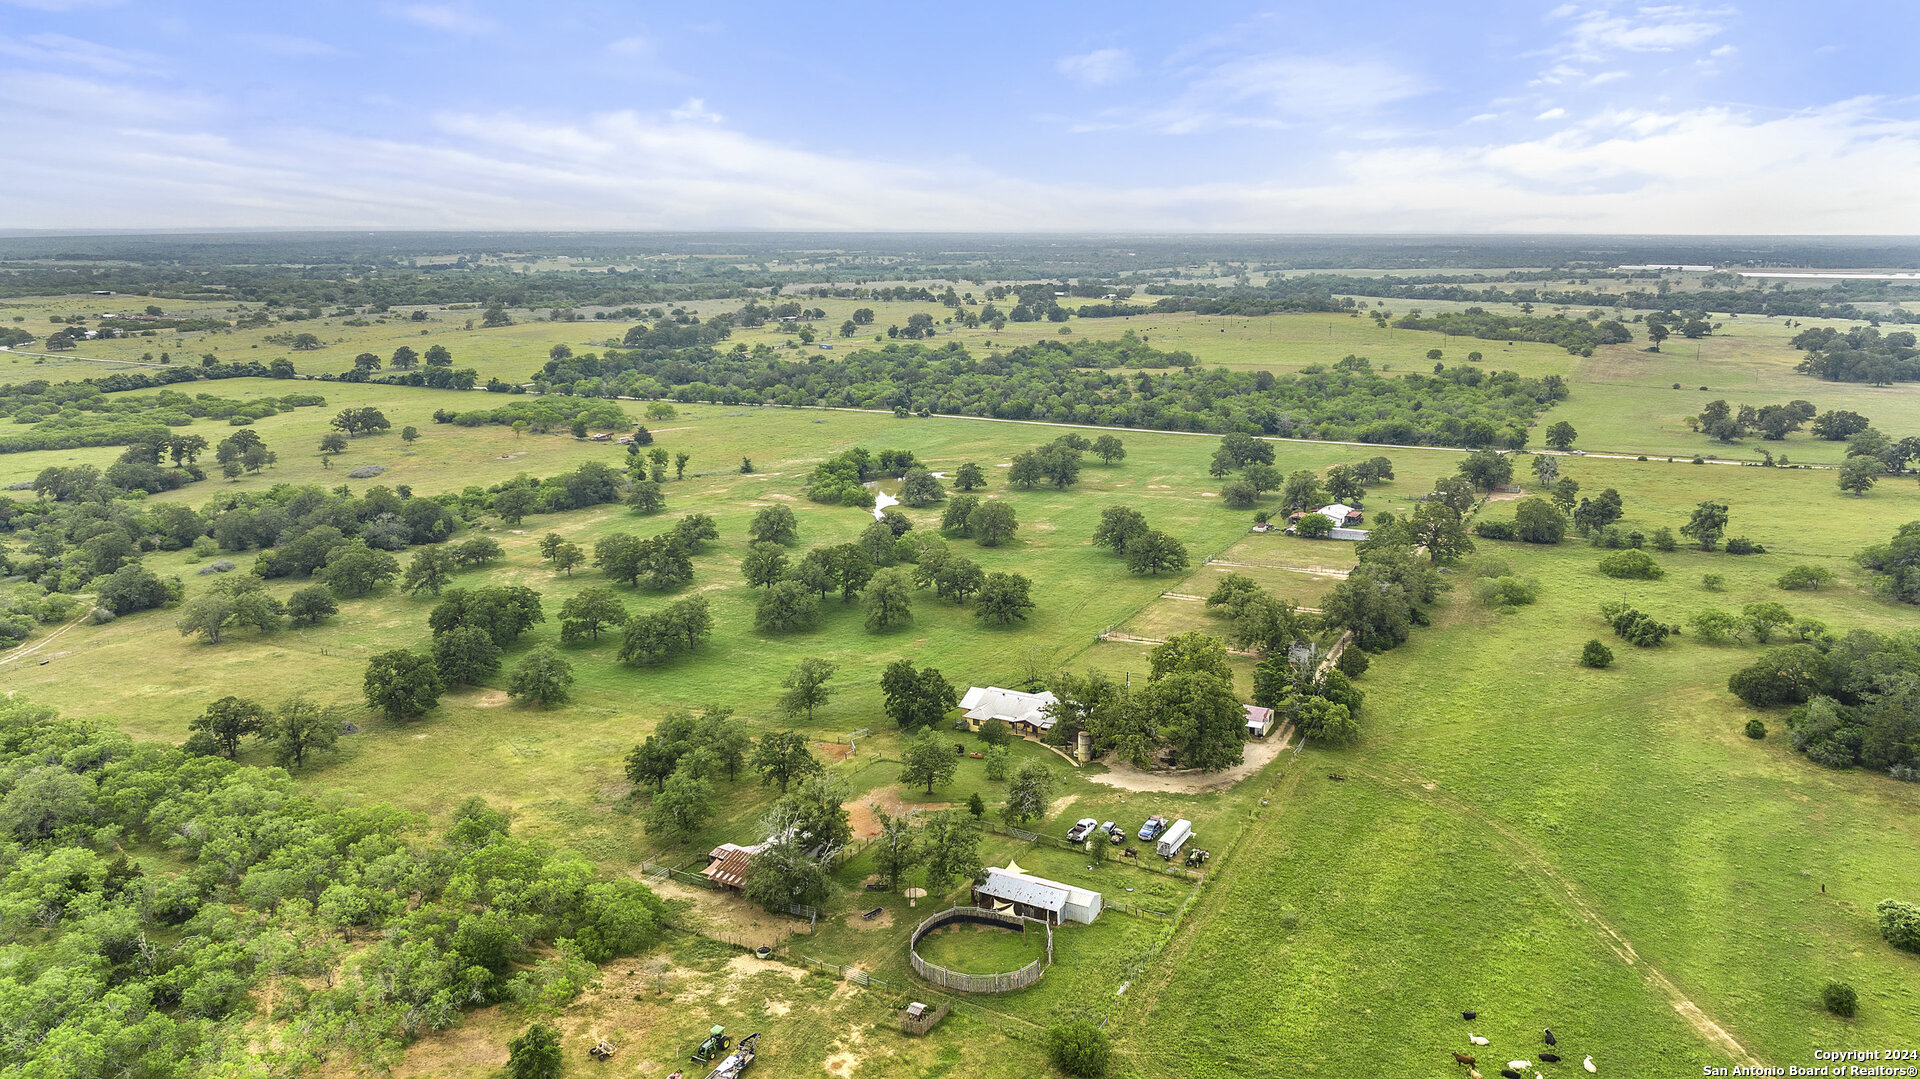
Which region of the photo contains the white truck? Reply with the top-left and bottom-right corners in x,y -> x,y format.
1155,818 -> 1193,859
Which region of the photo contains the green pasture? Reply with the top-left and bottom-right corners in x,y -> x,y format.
2,335 -> 1919,1072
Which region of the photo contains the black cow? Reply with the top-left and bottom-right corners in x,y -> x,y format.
1544,1028 -> 1557,1046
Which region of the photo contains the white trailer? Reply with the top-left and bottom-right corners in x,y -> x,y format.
1156,819 -> 1192,858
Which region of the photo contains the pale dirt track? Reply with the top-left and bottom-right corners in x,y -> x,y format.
1350,760 -> 1763,1068
1086,726 -> 1294,794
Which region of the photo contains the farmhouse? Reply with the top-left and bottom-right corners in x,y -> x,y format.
1289,504 -> 1370,541
957,686 -> 1058,737
1244,704 -> 1277,738
972,865 -> 1102,926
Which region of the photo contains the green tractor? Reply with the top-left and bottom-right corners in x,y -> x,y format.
692,1025 -> 731,1064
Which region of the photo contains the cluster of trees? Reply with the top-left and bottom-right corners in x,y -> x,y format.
1318,511 -> 1461,651
1792,326 -> 1920,383
1691,399 -> 1816,443
0,699 -> 665,1075
1392,308 -> 1632,356
1728,628 -> 1920,779
750,516 -> 1035,634
1252,646 -> 1366,746
803,447 -> 921,507
525,336 -> 1565,449
1600,602 -> 1680,647
1040,634 -> 1258,770
1688,602 -> 1818,646
0,369 -> 297,454
429,396 -> 628,433
1091,504 -> 1192,576
1856,520 -> 1920,603
1009,432 -> 1120,489
938,495 -> 1019,547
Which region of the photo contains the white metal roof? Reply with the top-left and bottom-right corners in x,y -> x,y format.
977,866 -> 1100,913
959,686 -> 1059,730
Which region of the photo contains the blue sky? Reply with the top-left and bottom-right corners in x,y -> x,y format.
2,1 -> 1917,232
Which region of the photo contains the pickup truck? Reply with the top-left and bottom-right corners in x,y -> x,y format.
1065,818 -> 1100,843
1137,815 -> 1168,841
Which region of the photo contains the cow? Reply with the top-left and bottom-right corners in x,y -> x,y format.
1544,1029 -> 1557,1047
1500,1071 -> 1522,1079
1584,1057 -> 1597,1073
1540,1053 -> 1561,1064
1452,1052 -> 1477,1067
1469,1035 -> 1489,1046
1462,1010 -> 1477,1020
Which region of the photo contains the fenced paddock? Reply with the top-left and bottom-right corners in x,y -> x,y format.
909,906 -> 1052,994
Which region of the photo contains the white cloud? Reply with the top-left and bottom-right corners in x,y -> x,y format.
5,67 -> 1920,235
1089,53 -> 1428,134
1466,112 -> 1501,124
1710,44 -> 1737,57
607,35 -> 651,57
1536,107 -> 1567,120
0,32 -> 158,77
390,4 -> 498,35
1057,48 -> 1135,87
667,98 -> 722,124
1586,70 -> 1627,85
1552,4 -> 1731,60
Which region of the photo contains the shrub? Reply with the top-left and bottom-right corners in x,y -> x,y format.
1580,639 -> 1613,669
1725,536 -> 1766,555
1745,718 -> 1766,739
1778,565 -> 1835,591
1601,602 -> 1676,647
1702,573 -> 1726,592
979,719 -> 1012,747
1598,549 -> 1664,580
1650,526 -> 1677,551
1045,1020 -> 1111,1077
1335,648 -> 1369,678
1821,981 -> 1857,1018
1880,898 -> 1920,953
1471,575 -> 1539,609
1473,519 -> 1516,541
507,1023 -> 563,1079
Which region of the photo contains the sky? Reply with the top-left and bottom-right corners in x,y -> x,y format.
2,0 -> 1918,233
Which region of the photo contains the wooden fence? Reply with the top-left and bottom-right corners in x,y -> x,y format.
908,906 -> 1051,994
897,1002 -> 952,1036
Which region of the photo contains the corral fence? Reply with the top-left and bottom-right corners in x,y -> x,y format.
897,1001 -> 952,1036
908,905 -> 1051,994
1102,898 -> 1173,921
640,860 -> 711,888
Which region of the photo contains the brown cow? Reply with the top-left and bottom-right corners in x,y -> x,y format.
1452,1052 -> 1477,1068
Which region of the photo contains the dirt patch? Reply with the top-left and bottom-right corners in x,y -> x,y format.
766,493 -> 797,501
1486,489 -> 1524,502
472,690 -> 510,707
824,1051 -> 861,1076
846,906 -> 895,930
496,451 -> 528,460
639,877 -> 809,947
725,953 -> 807,982
765,999 -> 792,1016
817,742 -> 852,763
1147,484 -> 1172,489
1087,728 -> 1294,794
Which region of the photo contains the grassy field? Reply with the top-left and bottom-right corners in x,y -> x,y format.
10,282 -> 1917,471
6,309 -> 1920,1074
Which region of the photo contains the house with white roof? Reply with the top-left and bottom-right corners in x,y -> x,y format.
1290,503 -> 1369,541
957,686 -> 1058,737
971,865 -> 1102,926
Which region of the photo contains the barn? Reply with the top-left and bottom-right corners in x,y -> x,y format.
971,866 -> 1102,926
